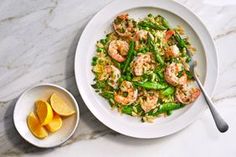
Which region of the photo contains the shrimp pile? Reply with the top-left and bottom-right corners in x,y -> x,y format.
91,13 -> 201,122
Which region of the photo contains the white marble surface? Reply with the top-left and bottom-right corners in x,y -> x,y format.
0,0 -> 236,156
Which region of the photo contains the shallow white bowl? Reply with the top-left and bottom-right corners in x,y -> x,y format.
74,0 -> 218,138
13,83 -> 79,148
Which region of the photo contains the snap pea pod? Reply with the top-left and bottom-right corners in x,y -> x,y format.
161,87 -> 175,96
133,81 -> 168,90
158,103 -> 184,113
138,21 -> 167,30
123,40 -> 135,73
148,103 -> 184,116
100,91 -> 113,99
147,35 -> 164,66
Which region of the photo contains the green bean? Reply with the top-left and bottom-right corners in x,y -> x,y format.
161,87 -> 175,96
123,40 -> 135,73
133,81 -> 168,90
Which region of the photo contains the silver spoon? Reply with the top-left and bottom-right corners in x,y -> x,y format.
186,48 -> 229,133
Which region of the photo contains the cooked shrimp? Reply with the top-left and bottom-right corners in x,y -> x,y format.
165,45 -> 180,58
164,29 -> 175,42
139,91 -> 159,112
175,81 -> 201,104
113,13 -> 136,38
108,40 -> 129,62
114,81 -> 138,105
164,63 -> 187,86
131,52 -> 156,76
105,65 -> 121,88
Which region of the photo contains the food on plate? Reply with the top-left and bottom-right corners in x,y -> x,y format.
27,93 -> 75,139
91,13 -> 200,122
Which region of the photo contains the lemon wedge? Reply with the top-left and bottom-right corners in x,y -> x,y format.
27,112 -> 48,139
45,113 -> 63,132
50,93 -> 75,116
35,100 -> 53,125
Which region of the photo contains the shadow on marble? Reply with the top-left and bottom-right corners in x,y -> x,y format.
3,99 -> 54,156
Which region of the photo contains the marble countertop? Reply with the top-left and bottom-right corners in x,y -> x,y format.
0,0 -> 236,156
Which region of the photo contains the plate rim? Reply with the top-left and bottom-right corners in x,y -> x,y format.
74,0 -> 218,138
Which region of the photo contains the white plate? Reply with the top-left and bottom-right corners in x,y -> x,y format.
13,83 -> 80,148
74,0 -> 218,138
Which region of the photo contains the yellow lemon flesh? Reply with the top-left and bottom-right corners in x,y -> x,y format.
27,112 -> 48,139
45,113 -> 63,132
50,93 -> 75,116
35,100 -> 53,125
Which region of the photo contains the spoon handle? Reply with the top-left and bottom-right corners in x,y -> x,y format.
193,73 -> 229,133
